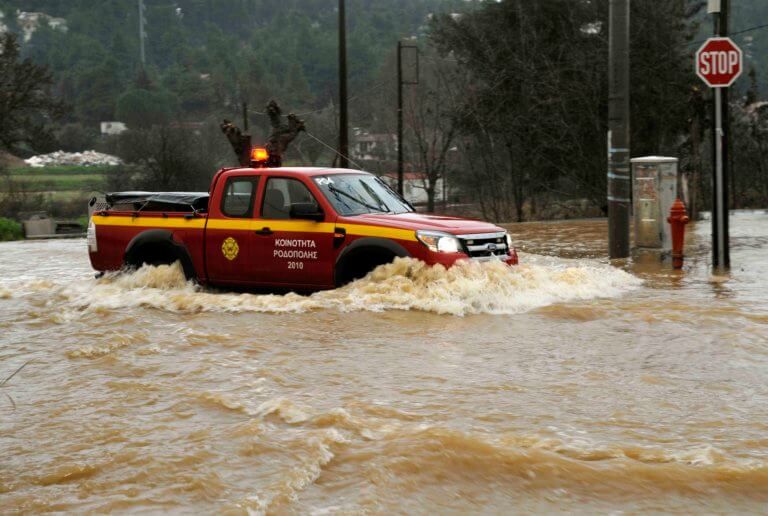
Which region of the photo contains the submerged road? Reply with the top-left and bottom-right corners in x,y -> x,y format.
1,212 -> 767,513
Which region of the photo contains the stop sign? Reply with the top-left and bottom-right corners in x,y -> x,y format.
696,37 -> 743,88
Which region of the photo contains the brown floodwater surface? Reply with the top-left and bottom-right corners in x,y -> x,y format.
1,212 -> 767,513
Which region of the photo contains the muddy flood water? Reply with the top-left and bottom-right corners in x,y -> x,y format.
1,212 -> 768,514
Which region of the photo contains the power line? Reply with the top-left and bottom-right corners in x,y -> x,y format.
732,22 -> 768,38
303,130 -> 364,170
248,81 -> 389,118
688,22 -> 768,47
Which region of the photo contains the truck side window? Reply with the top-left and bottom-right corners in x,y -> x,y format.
262,177 -> 319,219
221,177 -> 258,218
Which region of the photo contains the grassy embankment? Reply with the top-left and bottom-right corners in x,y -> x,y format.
1,165 -> 111,241
8,165 -> 110,193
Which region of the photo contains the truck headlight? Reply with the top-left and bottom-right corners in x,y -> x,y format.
416,230 -> 461,253
505,232 -> 513,250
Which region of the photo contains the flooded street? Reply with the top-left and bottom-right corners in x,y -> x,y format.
1,212 -> 768,513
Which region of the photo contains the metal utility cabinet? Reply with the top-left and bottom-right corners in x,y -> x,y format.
631,156 -> 679,251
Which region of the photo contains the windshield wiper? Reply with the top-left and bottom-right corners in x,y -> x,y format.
327,184 -> 388,213
375,177 -> 414,212
359,180 -> 391,213
325,184 -> 355,212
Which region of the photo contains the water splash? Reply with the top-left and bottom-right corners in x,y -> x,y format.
20,256 -> 642,317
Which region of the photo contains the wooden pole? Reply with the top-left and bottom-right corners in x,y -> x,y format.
338,0 -> 349,168
607,0 -> 631,259
397,41 -> 404,195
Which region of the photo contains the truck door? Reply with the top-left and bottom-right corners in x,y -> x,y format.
258,176 -> 336,287
205,175 -> 264,285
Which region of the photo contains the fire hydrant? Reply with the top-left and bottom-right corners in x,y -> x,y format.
667,198 -> 689,269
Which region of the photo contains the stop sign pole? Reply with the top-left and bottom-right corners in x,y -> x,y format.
696,1 -> 741,269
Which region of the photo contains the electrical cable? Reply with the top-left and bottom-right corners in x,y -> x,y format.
732,22 -> 768,37
302,130 -> 364,170
687,22 -> 768,47
248,81 -> 388,117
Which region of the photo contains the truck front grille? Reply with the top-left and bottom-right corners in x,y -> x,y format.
457,232 -> 509,260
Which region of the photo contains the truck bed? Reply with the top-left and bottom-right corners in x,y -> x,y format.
90,192 -> 209,215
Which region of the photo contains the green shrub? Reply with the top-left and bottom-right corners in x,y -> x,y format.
0,218 -> 23,241
56,123 -> 97,152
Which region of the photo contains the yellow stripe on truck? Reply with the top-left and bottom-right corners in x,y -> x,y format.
91,215 -> 206,229
337,224 -> 417,241
207,219 -> 337,233
91,215 -> 418,242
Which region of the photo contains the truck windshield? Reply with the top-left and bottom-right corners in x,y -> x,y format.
313,174 -> 413,216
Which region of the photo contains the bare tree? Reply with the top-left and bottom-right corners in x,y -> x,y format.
113,124 -> 227,191
404,49 -> 462,212
221,100 -> 305,167
429,0 -> 707,222
264,100 -> 305,167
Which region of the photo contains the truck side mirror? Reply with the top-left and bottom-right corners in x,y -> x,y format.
289,202 -> 324,222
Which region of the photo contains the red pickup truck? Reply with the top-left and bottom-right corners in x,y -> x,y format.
87,167 -> 518,290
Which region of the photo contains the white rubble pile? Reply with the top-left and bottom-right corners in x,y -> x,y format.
25,150 -> 123,168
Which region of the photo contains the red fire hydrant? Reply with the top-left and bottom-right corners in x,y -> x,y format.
667,198 -> 690,269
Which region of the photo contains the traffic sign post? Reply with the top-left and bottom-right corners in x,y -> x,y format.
695,35 -> 742,269
695,37 -> 743,87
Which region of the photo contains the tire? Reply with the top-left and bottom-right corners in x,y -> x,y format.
124,230 -> 197,280
334,238 -> 410,287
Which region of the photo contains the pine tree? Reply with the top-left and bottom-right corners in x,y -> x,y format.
0,33 -> 65,152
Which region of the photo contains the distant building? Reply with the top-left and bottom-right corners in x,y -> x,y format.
352,131 -> 396,162
382,172 -> 445,206
16,11 -> 67,42
100,121 -> 128,135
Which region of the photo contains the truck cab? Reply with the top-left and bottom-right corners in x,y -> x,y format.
88,167 -> 517,290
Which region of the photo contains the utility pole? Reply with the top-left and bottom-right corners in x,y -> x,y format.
607,0 -> 631,259
397,40 -> 404,195
712,0 -> 731,269
396,42 -> 418,196
338,0 -> 349,168
138,0 -> 146,68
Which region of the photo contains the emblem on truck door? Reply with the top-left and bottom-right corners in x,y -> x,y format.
221,237 -> 239,261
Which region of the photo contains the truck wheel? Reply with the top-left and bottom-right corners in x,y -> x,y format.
124,230 -> 197,280
335,247 -> 397,287
125,242 -> 178,269
334,239 -> 410,287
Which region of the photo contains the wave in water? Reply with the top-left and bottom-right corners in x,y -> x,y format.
350,425 -> 768,498
229,398 -> 768,513
24,256 -> 642,316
